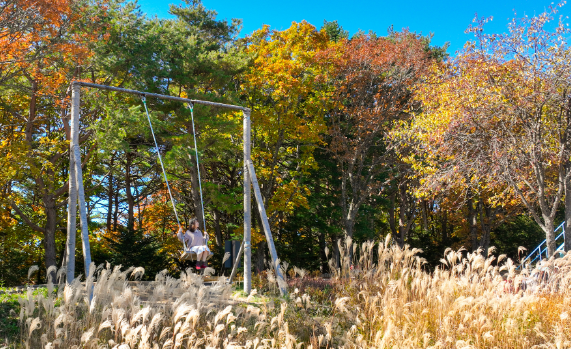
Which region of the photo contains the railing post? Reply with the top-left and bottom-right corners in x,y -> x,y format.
563,222 -> 567,251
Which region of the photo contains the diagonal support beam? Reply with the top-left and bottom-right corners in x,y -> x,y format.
246,159 -> 287,296
228,240 -> 244,284
65,140 -> 77,284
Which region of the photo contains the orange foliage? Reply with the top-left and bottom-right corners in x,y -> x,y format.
0,0 -> 107,97
242,22 -> 333,226
137,188 -> 178,238
321,32 -> 430,159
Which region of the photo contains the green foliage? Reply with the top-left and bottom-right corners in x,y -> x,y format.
0,290 -> 20,345
321,20 -> 349,42
277,148 -> 343,272
91,105 -> 150,155
0,246 -> 29,287
407,227 -> 462,269
491,215 -> 547,262
0,223 -> 38,287
103,227 -> 168,279
0,288 -> 53,345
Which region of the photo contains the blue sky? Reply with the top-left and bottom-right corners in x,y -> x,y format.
137,0 -> 567,55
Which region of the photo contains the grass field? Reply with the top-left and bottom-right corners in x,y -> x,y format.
3,237 -> 571,348
0,289 -> 20,346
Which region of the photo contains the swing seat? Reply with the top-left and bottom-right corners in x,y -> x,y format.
180,249 -> 214,261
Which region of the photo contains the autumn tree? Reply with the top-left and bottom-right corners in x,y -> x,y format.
413,4 -> 571,256
320,31 -> 432,241
240,22 -> 333,267
0,0 -> 106,279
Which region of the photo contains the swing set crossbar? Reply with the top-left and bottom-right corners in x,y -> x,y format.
73,81 -> 250,112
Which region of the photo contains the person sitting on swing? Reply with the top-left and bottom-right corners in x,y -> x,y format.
175,218 -> 211,270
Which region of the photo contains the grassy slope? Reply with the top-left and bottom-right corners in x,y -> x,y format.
0,288 -> 20,346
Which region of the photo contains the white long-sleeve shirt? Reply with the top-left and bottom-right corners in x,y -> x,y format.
177,228 -> 208,248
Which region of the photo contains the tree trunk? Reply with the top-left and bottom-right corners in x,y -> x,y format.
421,199 -> 429,232
134,183 -> 142,229
27,80 -> 59,281
60,235 -> 67,269
544,218 -> 556,257
343,204 -> 358,238
331,236 -> 340,269
467,191 -> 479,252
398,190 -> 406,246
113,182 -> 119,231
388,191 -> 397,238
57,238 -> 66,279
125,152 -> 135,231
43,197 -> 58,282
340,160 -> 349,237
478,204 -> 495,256
106,155 -> 115,232
397,181 -> 415,247
106,175 -> 113,231
565,161 -> 571,252
318,230 -> 328,273
212,209 -> 223,246
441,210 -> 448,245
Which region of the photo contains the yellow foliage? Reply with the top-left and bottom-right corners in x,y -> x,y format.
241,22 -> 334,228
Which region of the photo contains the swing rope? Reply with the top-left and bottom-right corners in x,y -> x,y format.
141,96 -> 184,248
188,103 -> 206,234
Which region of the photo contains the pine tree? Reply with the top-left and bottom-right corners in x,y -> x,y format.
105,227 -> 167,279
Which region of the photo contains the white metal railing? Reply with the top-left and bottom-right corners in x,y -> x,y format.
520,222 -> 565,268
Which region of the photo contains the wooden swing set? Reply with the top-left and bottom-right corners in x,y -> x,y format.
65,81 -> 286,295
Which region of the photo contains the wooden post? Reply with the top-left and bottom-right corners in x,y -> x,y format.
246,160 -> 287,296
228,240 -> 244,284
65,93 -> 78,284
70,83 -> 92,279
243,109 -> 252,294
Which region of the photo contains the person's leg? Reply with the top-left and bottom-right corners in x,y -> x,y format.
194,251 -> 203,269
195,251 -> 205,268
201,250 -> 209,268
